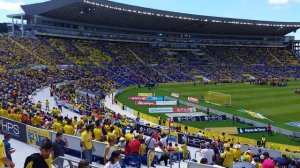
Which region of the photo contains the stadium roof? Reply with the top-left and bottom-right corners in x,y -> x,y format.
20,0 -> 300,36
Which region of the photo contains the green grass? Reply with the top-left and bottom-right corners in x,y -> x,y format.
116,81 -> 300,146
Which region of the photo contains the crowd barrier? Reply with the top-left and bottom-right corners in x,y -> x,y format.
0,116 -> 107,164
187,161 -> 218,168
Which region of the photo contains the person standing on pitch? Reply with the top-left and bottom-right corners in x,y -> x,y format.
267,124 -> 273,136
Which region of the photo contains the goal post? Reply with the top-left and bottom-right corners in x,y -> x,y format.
204,91 -> 231,107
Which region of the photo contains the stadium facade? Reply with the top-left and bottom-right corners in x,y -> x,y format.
6,0 -> 300,52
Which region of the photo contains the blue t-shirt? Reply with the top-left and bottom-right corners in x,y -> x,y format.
53,140 -> 66,158
3,140 -> 12,161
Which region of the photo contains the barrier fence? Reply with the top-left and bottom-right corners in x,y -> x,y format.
0,116 -> 107,164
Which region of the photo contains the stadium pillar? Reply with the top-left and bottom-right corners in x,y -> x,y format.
11,17 -> 14,35
21,15 -> 24,36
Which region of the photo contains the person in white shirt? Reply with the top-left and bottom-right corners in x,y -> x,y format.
200,142 -> 215,165
104,151 -> 121,168
159,133 -> 168,147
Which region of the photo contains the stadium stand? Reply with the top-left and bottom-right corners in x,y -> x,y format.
1,0 -> 300,167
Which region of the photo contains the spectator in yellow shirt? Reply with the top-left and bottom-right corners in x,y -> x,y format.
221,145 -> 234,168
33,112 -> 42,127
107,127 -> 116,142
81,125 -> 93,164
93,121 -> 103,141
125,129 -> 134,141
233,144 -> 243,161
63,119 -> 75,135
24,138 -> 52,168
0,140 -> 14,168
52,117 -> 63,133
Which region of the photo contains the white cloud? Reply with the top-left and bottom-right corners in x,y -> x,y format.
0,1 -> 24,12
268,0 -> 300,5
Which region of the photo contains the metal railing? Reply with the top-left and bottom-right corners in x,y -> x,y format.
146,149 -> 191,168
52,156 -> 99,168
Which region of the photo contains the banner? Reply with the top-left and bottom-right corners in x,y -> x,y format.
0,117 -> 27,143
173,115 -> 226,122
188,97 -> 199,103
135,101 -> 156,106
135,101 -> 177,106
173,107 -> 196,113
128,96 -> 147,100
237,127 -> 267,134
149,107 -> 196,113
178,133 -> 212,148
27,125 -> 51,147
171,93 -> 179,98
199,115 -> 227,121
138,93 -> 154,97
136,124 -> 161,136
149,108 -> 173,113
156,101 -> 177,105
146,96 -> 164,101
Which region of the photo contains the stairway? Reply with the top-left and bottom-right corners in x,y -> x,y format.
267,48 -> 283,65
7,36 -> 48,65
126,48 -> 175,82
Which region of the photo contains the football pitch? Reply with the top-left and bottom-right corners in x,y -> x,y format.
116,81 -> 300,146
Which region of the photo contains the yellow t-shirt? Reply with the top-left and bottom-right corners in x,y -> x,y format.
81,131 -> 93,150
125,133 -> 134,141
53,122 -> 63,133
46,101 -> 49,106
33,116 -> 42,127
51,109 -> 60,117
0,141 -> 7,167
233,149 -> 243,161
140,144 -> 146,156
15,113 -> 22,122
221,151 -> 234,168
25,157 -> 52,168
107,132 -> 116,141
0,109 -> 8,118
63,125 -> 75,135
93,128 -> 103,141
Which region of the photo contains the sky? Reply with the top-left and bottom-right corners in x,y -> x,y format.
0,0 -> 299,39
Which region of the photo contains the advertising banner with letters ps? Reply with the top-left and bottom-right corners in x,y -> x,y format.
173,115 -> 227,122
128,96 -> 147,100
0,116 -> 27,143
199,115 -> 227,121
178,133 -> 212,148
188,97 -> 199,103
171,93 -> 179,98
136,124 -> 161,136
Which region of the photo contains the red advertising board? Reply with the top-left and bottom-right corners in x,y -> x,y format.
128,96 -> 147,100
172,107 -> 196,113
188,97 -> 199,103
135,101 -> 156,106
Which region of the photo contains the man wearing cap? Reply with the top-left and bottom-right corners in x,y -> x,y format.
233,144 -> 243,162
199,142 -> 215,165
221,144 -> 234,168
